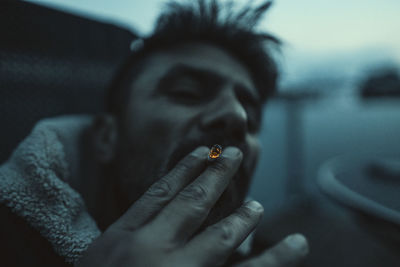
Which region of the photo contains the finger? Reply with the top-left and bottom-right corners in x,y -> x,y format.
234,234 -> 309,267
148,146 -> 243,241
114,146 -> 209,231
184,201 -> 264,266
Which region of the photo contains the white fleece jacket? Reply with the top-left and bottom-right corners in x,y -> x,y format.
0,116 -> 101,263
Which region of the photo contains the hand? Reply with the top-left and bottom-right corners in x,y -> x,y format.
75,146 -> 308,267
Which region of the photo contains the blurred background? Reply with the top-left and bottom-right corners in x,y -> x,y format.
27,0 -> 400,213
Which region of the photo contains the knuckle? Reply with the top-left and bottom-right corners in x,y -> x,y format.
188,202 -> 209,219
179,184 -> 209,203
146,178 -> 172,198
210,223 -> 235,248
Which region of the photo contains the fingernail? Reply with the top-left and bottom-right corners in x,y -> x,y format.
246,201 -> 264,213
222,147 -> 242,158
285,234 -> 309,255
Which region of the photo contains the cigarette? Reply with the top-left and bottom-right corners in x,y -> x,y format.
208,144 -> 222,161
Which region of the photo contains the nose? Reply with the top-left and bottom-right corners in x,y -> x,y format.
200,89 -> 248,140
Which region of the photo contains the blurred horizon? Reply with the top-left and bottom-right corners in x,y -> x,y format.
28,0 -> 400,94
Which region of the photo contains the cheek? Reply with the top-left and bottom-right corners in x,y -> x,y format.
116,104 -> 182,196
119,100 -> 194,181
124,102 -> 177,143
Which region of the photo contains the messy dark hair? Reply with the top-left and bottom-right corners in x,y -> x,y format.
107,0 -> 280,118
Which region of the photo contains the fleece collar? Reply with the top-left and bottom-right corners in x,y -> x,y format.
0,116 -> 101,263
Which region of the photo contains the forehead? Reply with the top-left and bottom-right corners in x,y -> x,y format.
133,42 -> 256,96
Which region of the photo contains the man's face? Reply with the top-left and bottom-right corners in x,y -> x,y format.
113,42 -> 262,225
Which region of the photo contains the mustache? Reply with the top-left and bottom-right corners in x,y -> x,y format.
166,133 -> 250,176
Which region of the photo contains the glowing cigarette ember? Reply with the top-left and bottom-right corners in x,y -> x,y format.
208,144 -> 222,160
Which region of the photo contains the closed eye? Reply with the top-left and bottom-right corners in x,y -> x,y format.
167,77 -> 205,101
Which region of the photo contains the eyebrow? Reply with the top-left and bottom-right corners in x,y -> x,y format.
155,64 -> 259,104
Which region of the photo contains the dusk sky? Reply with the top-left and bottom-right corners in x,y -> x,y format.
30,0 -> 400,89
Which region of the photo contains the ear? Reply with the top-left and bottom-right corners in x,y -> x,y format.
91,114 -> 118,163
